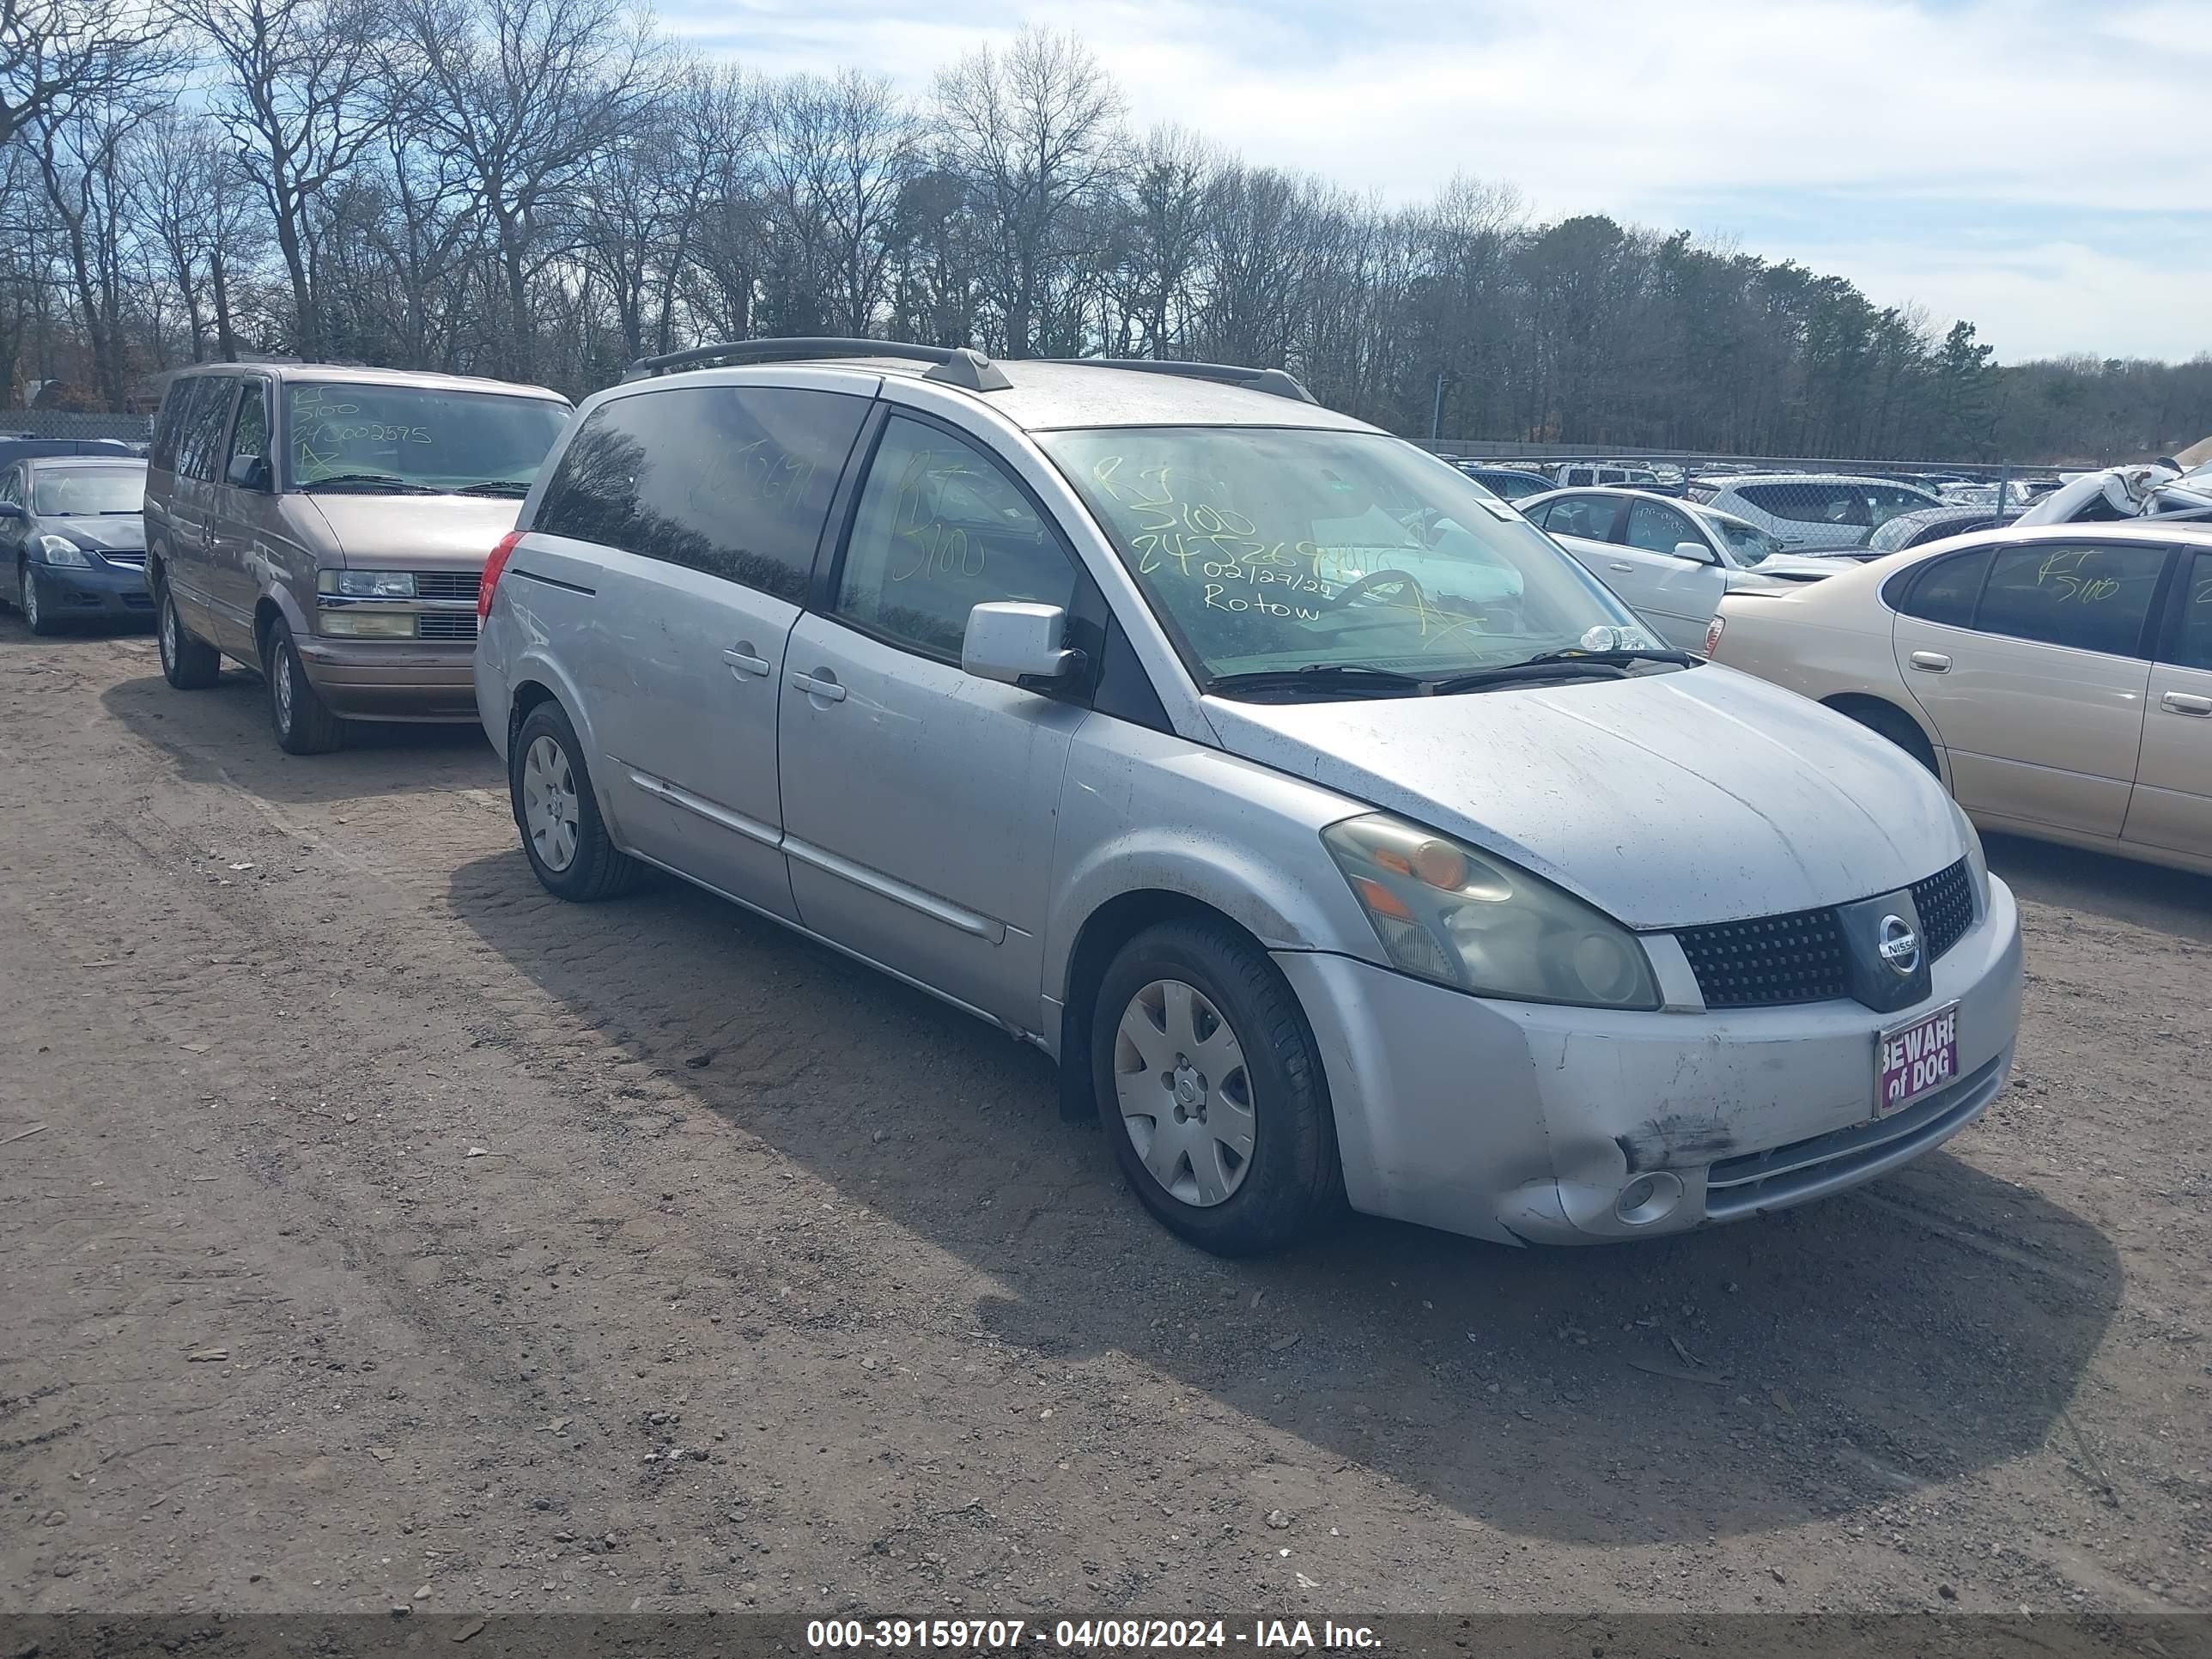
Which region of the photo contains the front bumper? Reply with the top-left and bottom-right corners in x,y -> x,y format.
25,559 -> 155,622
1277,874 -> 2022,1245
295,635 -> 478,721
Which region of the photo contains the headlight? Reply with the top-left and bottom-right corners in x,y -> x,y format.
320,611 -> 416,637
1322,814 -> 1660,1009
318,568 -> 416,599
1949,798 -> 1990,917
34,533 -> 90,566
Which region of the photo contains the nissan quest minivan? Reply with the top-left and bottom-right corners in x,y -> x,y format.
475,341 -> 2024,1255
144,363 -> 571,752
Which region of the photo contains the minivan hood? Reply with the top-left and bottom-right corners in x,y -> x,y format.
1202,666 -> 1961,931
50,513 -> 144,553
296,495 -> 522,568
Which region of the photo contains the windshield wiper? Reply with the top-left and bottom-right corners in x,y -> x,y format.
1425,646 -> 1698,696
299,473 -> 435,494
1204,664 -> 1429,698
452,480 -> 532,497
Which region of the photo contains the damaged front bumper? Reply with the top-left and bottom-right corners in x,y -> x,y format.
1275,874 -> 2022,1245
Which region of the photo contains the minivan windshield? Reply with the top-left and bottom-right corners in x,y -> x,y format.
283,383 -> 570,495
1042,427 -> 1657,690
33,465 -> 144,516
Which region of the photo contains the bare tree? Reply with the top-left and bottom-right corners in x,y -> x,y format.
932,27 -> 1123,356
1,0 -> 168,149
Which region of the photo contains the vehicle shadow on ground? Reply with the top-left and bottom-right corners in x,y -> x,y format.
100,669 -> 501,805
444,847 -> 2122,1548
1986,832 -> 2212,946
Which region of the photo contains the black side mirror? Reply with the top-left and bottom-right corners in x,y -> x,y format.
0,501 -> 23,520
228,453 -> 271,492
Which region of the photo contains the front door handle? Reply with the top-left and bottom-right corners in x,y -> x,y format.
2162,690 -> 2212,717
790,670 -> 846,703
722,647 -> 771,678
1607,562 -> 1636,574
1909,651 -> 1951,673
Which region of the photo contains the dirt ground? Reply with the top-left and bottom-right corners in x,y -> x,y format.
1,616 -> 2207,1622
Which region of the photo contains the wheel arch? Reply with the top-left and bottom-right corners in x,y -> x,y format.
1820,690 -> 1943,778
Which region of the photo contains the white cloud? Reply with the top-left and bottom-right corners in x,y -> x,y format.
661,0 -> 2212,362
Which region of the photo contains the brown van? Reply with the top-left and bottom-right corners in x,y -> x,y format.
143,363 -> 570,752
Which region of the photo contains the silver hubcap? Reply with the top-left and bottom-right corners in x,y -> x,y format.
274,645 -> 295,726
1113,978 -> 1255,1207
160,599 -> 176,663
522,735 -> 580,872
21,572 -> 37,626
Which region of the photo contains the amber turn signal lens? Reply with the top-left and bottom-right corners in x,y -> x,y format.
1408,839 -> 1467,890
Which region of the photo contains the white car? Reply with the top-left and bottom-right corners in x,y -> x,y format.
1688,474 -> 1941,551
1521,487 -> 1797,650
1707,520 -> 2212,875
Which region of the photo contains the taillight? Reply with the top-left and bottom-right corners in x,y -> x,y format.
480,531 -> 522,621
1701,613 -> 1726,657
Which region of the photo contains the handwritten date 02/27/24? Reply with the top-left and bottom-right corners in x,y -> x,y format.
805,1617 -> 1383,1650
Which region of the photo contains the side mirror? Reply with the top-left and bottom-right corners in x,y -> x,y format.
228,453 -> 271,492
961,601 -> 1081,688
0,501 -> 22,520
1674,539 -> 1717,565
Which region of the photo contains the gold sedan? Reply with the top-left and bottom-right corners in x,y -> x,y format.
1705,520 -> 2212,875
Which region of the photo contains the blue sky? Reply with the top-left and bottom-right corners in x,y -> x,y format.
663,0 -> 2212,364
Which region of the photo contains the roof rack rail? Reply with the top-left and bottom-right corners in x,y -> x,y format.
622,337 -> 1011,392
1039,357 -> 1317,405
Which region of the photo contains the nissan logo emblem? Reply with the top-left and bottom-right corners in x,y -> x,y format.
1877,915 -> 1922,977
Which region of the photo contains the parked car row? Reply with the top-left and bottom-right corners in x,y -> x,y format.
80,342 -> 2212,1259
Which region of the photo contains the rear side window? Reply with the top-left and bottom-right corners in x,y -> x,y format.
1535,495 -> 1619,541
1738,483 -> 1866,527
1893,547 -> 1990,626
174,380 -> 239,483
532,385 -> 867,602
1975,543 -> 2166,658
150,379 -> 197,471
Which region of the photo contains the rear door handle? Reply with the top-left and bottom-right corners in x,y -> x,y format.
2162,690 -> 2212,717
790,671 -> 846,703
1909,651 -> 1951,673
1607,562 -> 1636,574
722,647 -> 770,678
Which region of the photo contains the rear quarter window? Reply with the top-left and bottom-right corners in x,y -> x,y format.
1887,547 -> 1990,625
532,385 -> 869,602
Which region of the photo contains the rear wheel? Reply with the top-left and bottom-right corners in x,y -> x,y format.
1834,698 -> 1938,776
264,616 -> 343,754
1091,917 -> 1341,1255
158,584 -> 222,689
510,700 -> 641,902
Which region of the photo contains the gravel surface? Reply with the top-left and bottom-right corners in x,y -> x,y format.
1,618 -> 2207,1618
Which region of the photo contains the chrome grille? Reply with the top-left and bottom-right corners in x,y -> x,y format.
1911,859 -> 1973,963
1675,905 -> 1849,1008
414,571 -> 482,605
100,550 -> 147,568
416,611 -> 478,642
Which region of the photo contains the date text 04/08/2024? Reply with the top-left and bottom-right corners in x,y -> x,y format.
805,1618 -> 1382,1650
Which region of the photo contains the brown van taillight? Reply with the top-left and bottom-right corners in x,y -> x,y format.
480,531 -> 522,622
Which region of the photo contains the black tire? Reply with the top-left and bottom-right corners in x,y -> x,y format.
1836,698 -> 1939,776
1091,917 -> 1342,1255
157,581 -> 222,689
509,700 -> 641,902
264,616 -> 344,754
20,562 -> 64,635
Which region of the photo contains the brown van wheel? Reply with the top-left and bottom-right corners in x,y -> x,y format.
264,616 -> 344,754
157,582 -> 222,689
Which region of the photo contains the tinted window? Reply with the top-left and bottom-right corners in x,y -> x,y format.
1975,544 -> 2166,657
1537,495 -> 1619,540
1739,483 -> 1866,527
226,382 -> 271,478
150,379 -> 195,471
533,386 -> 866,602
176,379 -> 238,483
2170,552 -> 2212,672
836,416 -> 1074,660
0,468 -> 18,507
1895,547 -> 1991,627
1625,500 -> 1696,554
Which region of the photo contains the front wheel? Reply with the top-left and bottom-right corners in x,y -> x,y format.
1091,917 -> 1341,1255
264,616 -> 343,754
21,563 -> 63,635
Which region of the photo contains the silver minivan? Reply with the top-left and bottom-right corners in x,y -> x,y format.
475,341 -> 2024,1255
144,363 -> 570,752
